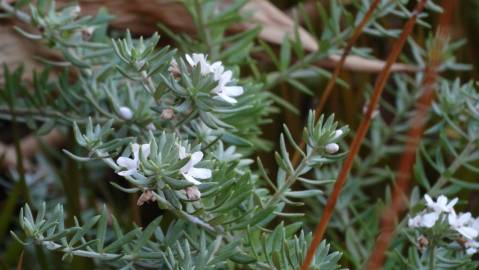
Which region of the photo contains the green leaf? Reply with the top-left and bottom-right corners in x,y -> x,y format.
104,228 -> 142,253
279,35 -> 291,71
284,190 -> 323,198
133,217 -> 162,254
96,205 -> 108,252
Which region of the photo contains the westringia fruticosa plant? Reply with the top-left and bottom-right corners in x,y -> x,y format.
0,0 -> 478,269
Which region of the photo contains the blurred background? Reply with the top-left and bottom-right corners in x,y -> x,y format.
0,0 -> 478,268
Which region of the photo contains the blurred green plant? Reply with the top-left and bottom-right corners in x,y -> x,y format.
0,0 -> 478,269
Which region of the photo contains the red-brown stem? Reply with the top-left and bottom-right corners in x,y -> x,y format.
300,1 -> 428,269
366,1 -> 457,268
291,0 -> 381,167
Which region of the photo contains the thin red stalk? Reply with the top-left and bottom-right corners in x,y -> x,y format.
291,0 -> 381,167
366,1 -> 457,268
300,1 -> 427,269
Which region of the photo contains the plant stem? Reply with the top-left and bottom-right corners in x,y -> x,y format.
429,136 -> 478,195
266,159 -> 308,207
0,0 -> 31,23
428,244 -> 436,270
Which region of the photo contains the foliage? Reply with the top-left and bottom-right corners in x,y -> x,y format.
0,0 -> 478,269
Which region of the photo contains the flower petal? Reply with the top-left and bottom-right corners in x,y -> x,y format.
446,197 -> 458,211
131,143 -> 140,159
466,247 -> 477,255
118,168 -> 136,176
179,145 -> 187,159
448,211 -> 457,226
140,144 -> 151,159
437,195 -> 447,208
220,70 -> 232,83
182,173 -> 201,185
459,227 -> 478,239
224,86 -> 244,96
458,212 -> 472,225
421,212 -> 439,228
189,168 -> 211,179
117,157 -> 137,169
424,194 -> 433,206
408,215 -> 421,228
190,151 -> 204,165
217,92 -> 238,104
186,54 -> 195,66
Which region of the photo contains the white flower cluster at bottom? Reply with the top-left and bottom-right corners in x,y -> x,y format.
408,194 -> 479,254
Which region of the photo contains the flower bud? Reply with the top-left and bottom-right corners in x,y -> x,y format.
119,106 -> 133,120
137,190 -> 157,206
161,109 -> 174,120
168,59 -> 181,78
334,129 -> 343,139
418,235 -> 429,251
325,143 -> 339,154
186,186 -> 201,200
146,123 -> 156,131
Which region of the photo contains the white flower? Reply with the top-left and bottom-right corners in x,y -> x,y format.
116,143 -> 150,176
184,53 -> 244,104
119,106 -> 134,120
465,239 -> 479,255
408,212 -> 439,228
325,143 -> 339,154
424,194 -> 457,213
212,70 -> 244,104
448,211 -> 478,240
179,146 -> 211,185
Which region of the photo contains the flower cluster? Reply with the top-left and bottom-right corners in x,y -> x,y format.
115,142 -> 212,186
184,53 -> 244,104
408,194 -> 479,254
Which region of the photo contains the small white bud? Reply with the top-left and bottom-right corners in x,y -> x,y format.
72,5 -> 81,17
119,106 -> 133,120
146,123 -> 156,131
325,143 -> 339,154
334,129 -> 343,139
185,186 -> 201,200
